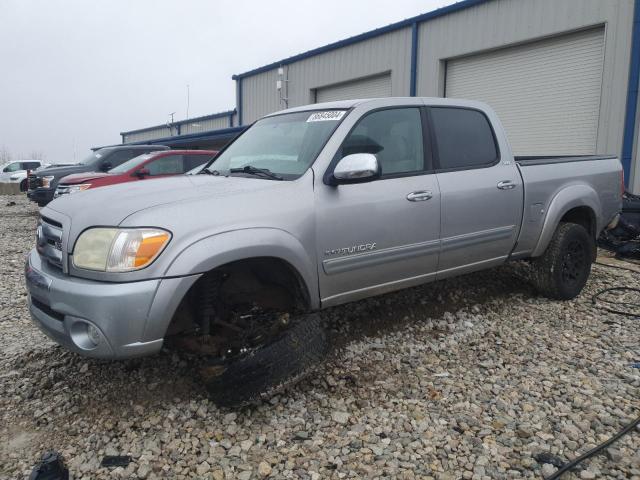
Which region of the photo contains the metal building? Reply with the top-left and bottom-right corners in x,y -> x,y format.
232,0 -> 639,190
120,110 -> 242,150
120,0 -> 640,190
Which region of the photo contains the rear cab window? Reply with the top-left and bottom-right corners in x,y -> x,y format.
429,107 -> 499,170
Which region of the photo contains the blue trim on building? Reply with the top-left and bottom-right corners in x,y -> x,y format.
622,0 -> 640,186
231,0 -> 488,80
120,109 -> 237,136
410,22 -> 419,96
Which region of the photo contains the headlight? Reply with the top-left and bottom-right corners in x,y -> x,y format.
73,228 -> 171,272
64,184 -> 92,195
42,176 -> 55,188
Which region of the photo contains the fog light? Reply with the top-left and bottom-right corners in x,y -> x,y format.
69,321 -> 103,350
87,324 -> 101,346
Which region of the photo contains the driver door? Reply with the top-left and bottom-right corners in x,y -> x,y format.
314,107 -> 441,307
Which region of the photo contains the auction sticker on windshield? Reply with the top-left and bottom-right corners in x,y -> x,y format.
307,111 -> 346,122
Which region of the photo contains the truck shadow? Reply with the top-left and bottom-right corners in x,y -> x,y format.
321,262 -> 535,348
10,265 -> 534,412
4,263 -> 537,424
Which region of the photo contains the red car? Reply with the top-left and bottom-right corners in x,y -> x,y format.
55,149 -> 217,198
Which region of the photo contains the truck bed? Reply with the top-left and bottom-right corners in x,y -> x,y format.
511,154 -> 622,259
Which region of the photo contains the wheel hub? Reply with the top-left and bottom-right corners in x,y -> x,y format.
561,239 -> 586,284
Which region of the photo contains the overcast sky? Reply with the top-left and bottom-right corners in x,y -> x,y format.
0,0 -> 456,163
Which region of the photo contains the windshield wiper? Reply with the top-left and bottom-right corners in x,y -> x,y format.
229,165 -> 283,181
199,168 -> 220,175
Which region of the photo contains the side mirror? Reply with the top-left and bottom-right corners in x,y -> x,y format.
332,153 -> 380,185
100,161 -> 112,172
135,168 -> 150,178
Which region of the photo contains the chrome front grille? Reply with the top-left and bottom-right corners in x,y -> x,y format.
36,216 -> 64,270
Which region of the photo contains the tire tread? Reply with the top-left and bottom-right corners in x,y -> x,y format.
203,313 -> 328,407
531,222 -> 593,300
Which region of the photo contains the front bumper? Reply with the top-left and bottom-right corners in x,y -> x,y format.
25,249 -> 201,359
27,187 -> 55,205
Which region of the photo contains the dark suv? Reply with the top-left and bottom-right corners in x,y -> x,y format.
27,145 -> 169,206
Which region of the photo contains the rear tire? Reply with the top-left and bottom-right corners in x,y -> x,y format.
201,313 -> 328,407
531,222 -> 594,300
19,179 -> 28,192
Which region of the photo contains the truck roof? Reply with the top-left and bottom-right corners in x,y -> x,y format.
268,97 -> 491,117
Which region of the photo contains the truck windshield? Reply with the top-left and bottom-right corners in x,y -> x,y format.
78,150 -> 108,166
207,110 -> 347,180
109,154 -> 153,173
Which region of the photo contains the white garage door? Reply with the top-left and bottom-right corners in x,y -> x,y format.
445,28 -> 605,156
316,73 -> 392,103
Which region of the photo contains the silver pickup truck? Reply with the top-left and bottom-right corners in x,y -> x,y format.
25,97 -> 622,404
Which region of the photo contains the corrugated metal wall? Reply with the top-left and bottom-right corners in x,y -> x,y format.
416,0 -> 635,159
122,112 -> 235,143
315,72 -> 392,103
241,27 -> 412,123
180,115 -> 231,135
123,126 -> 173,143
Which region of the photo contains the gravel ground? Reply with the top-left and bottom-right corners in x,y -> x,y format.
0,194 -> 639,480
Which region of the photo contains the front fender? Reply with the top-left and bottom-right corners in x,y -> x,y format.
531,184 -> 601,257
163,228 -> 320,309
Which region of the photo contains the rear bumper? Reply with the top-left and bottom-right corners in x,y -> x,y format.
27,188 -> 55,205
25,249 -> 201,359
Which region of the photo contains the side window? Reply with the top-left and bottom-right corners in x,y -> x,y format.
23,161 -> 40,170
146,155 -> 184,175
339,108 -> 424,176
184,154 -> 210,171
107,150 -> 138,168
430,108 -> 498,170
3,162 -> 22,173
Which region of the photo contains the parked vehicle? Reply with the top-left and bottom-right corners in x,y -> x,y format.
54,150 -> 217,198
27,145 -> 169,206
0,160 -> 46,191
25,98 -> 622,405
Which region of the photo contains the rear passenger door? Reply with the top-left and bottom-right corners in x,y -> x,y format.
429,106 -> 523,278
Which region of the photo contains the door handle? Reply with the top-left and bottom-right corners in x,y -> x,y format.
406,190 -> 433,202
497,180 -> 516,190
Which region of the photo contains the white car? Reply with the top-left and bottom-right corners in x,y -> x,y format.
0,160 -> 46,191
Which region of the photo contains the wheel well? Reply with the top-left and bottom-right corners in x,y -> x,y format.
166,257 -> 310,337
560,206 -> 596,238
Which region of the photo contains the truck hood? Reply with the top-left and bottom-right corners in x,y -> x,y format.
43,174 -> 305,248
59,172 -> 111,184
33,164 -> 88,179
